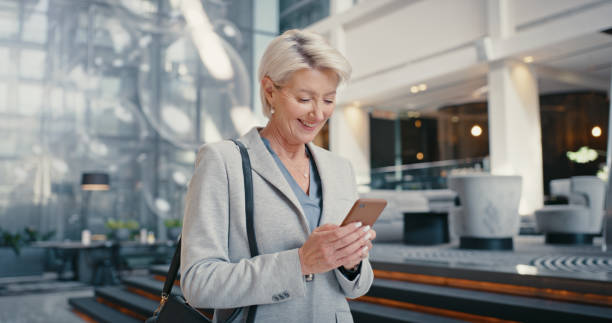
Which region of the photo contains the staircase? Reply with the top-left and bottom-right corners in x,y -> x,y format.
69,262 -> 612,322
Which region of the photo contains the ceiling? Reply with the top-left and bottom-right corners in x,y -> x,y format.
374,30 -> 612,114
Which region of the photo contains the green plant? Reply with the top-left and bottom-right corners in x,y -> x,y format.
1,231 -> 24,256
23,226 -> 55,243
164,219 -> 182,228
105,219 -> 139,230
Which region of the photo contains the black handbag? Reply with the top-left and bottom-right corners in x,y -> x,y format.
147,139 -> 259,323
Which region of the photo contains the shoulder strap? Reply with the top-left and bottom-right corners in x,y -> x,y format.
231,139 -> 259,257
157,139 -> 258,322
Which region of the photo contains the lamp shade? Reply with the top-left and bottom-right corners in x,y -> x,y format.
81,173 -> 110,191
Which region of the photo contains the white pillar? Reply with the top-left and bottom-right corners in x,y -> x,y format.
329,105 -> 370,188
326,3 -> 371,189
487,60 -> 544,215
604,66 -> 612,252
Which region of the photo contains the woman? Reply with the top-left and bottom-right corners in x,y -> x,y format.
180,29 -> 376,323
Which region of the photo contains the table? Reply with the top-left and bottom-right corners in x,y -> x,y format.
34,240 -> 176,285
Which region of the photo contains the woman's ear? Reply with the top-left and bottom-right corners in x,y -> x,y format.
261,76 -> 276,105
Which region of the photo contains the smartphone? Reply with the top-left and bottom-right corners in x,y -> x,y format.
341,198 -> 387,227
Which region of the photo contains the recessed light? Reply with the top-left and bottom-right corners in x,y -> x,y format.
523,56 -> 534,63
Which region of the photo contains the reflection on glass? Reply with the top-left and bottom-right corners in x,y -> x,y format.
23,12 -> 47,43
18,83 -> 43,116
0,46 -> 10,75
0,82 -> 6,112
139,30 -> 250,149
20,49 -> 46,79
0,6 -> 18,38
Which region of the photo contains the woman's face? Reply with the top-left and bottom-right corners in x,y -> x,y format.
265,68 -> 339,145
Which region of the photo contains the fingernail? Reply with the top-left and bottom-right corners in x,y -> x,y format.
363,232 -> 371,241
354,222 -> 362,228
362,225 -> 370,232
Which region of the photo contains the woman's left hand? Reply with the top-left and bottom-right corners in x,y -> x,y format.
340,226 -> 376,271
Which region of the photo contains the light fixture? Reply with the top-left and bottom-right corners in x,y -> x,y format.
451,116 -> 459,123
471,125 -> 482,137
418,83 -> 427,91
414,120 -> 422,128
81,173 -> 110,191
416,152 -> 424,160
410,86 -> 418,94
592,126 -> 602,138
523,56 -> 534,63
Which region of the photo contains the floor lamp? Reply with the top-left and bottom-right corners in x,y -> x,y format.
81,173 -> 110,232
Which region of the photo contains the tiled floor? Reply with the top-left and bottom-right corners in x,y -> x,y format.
0,289 -> 92,323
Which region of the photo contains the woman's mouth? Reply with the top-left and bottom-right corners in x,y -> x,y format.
299,119 -> 316,128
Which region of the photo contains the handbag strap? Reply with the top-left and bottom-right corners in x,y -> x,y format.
231,139 -> 259,257
155,139 -> 258,322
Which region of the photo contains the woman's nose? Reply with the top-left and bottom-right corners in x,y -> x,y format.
311,102 -> 325,121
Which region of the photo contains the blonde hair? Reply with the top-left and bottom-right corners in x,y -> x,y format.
258,29 -> 352,118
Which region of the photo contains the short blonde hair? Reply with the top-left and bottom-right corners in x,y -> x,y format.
258,29 -> 352,118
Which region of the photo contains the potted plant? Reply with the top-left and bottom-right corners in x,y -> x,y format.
0,227 -> 54,277
106,219 -> 139,241
164,219 -> 182,241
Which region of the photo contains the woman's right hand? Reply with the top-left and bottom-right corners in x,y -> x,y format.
298,222 -> 371,275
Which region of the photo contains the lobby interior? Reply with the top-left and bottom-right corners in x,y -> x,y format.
0,0 -> 611,322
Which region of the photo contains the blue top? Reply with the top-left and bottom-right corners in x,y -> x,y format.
261,137 -> 323,232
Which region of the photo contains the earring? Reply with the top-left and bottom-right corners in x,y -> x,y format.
270,108 -> 275,115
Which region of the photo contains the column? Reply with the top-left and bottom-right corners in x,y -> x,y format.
327,2 -> 370,189
487,60 -> 544,215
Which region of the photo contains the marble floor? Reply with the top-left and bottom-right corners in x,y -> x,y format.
0,288 -> 92,323
370,235 -> 612,282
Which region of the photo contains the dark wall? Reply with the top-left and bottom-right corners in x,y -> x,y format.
540,92 -> 608,194
370,117 -> 396,168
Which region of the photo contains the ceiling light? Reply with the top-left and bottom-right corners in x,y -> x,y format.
451,116 -> 459,123
523,56 -> 534,63
416,152 -> 424,160
418,83 -> 427,91
471,125 -> 482,137
592,126 -> 602,137
414,120 -> 422,128
410,86 -> 418,93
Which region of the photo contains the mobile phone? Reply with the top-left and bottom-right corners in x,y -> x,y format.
341,198 -> 387,227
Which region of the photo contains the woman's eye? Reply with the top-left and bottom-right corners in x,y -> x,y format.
299,98 -> 311,103
324,100 -> 334,104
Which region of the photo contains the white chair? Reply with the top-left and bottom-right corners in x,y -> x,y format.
535,176 -> 605,244
448,174 -> 522,250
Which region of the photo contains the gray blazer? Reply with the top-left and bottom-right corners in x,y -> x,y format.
180,127 -> 373,323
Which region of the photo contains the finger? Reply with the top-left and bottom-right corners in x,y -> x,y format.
332,224 -> 371,250
337,245 -> 368,267
369,229 -> 377,241
336,238 -> 367,260
329,222 -> 368,243
314,223 -> 338,232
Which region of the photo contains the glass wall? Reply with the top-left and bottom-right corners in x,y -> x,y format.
0,0 -> 263,241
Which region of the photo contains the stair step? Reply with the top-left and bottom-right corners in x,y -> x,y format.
122,275 -> 182,296
149,265 -> 171,277
349,300 -> 466,323
95,286 -> 159,318
368,278 -> 612,322
69,297 -> 141,323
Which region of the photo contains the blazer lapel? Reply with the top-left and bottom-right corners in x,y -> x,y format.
240,128 -> 309,233
307,142 -> 337,227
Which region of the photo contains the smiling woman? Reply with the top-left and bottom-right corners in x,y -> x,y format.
180,29 -> 376,323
